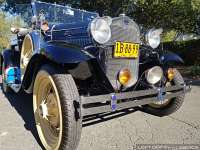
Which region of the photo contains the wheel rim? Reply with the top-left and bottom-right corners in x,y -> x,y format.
149,82 -> 173,108
20,34 -> 33,69
33,71 -> 63,150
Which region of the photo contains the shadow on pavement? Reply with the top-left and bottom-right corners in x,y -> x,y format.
1,81 -> 141,148
2,78 -> 197,146
83,107 -> 140,127
0,84 -> 44,149
83,79 -> 199,127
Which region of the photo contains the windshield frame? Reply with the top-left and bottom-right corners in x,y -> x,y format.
31,1 -> 99,25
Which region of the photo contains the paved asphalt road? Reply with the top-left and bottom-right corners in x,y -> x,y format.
0,79 -> 200,150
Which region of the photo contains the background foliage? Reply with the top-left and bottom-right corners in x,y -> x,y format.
1,0 -> 199,32
0,0 -> 199,66
164,39 -> 200,65
0,12 -> 10,50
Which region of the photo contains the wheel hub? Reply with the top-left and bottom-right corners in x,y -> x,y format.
39,93 -> 59,128
33,70 -> 64,150
39,102 -> 48,119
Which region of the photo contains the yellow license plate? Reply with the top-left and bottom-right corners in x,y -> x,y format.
114,42 -> 139,58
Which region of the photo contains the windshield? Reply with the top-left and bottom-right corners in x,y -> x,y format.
14,4 -> 32,27
34,1 -> 98,24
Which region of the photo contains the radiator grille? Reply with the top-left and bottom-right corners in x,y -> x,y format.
106,16 -> 140,45
103,16 -> 140,89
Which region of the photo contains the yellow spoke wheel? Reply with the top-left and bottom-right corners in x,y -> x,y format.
33,65 -> 82,150
33,69 -> 62,150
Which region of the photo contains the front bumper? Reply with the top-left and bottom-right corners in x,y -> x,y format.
81,84 -> 191,116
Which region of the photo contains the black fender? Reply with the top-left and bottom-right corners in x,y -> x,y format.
22,53 -> 109,93
38,41 -> 94,64
160,51 -> 184,64
22,42 -> 95,93
22,54 -> 52,93
0,53 -> 2,74
0,49 -> 20,73
1,49 -> 14,68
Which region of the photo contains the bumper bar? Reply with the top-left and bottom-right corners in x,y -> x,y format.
81,84 -> 191,116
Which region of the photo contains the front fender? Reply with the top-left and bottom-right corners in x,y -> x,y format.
1,49 -> 20,68
22,41 -> 95,93
160,51 -> 184,64
39,41 -> 94,64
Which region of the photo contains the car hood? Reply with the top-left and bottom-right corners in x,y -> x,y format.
45,22 -> 93,47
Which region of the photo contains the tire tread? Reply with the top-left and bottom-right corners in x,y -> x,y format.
37,65 -> 81,150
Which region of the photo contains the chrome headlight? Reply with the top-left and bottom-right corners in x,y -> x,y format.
145,28 -> 163,49
146,66 -> 163,84
90,17 -> 111,44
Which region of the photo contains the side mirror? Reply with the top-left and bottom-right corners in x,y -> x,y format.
11,27 -> 30,36
11,27 -> 19,34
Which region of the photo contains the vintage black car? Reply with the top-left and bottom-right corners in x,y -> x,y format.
0,1 -> 191,150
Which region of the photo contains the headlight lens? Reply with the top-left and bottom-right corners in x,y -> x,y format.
145,28 -> 163,49
146,66 -> 163,84
90,18 -> 111,44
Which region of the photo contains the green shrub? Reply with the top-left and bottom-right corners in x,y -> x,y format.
162,30 -> 177,42
163,39 -> 200,65
191,64 -> 200,76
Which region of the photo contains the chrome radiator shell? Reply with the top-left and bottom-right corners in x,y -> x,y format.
106,16 -> 140,45
103,16 -> 140,89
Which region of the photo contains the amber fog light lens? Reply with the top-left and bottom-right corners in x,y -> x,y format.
167,68 -> 175,81
118,69 -> 132,86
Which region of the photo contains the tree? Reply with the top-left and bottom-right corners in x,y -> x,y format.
1,0 -> 200,33
131,0 -> 198,32
0,9 -> 27,51
75,0 -> 200,33
0,11 -> 10,51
